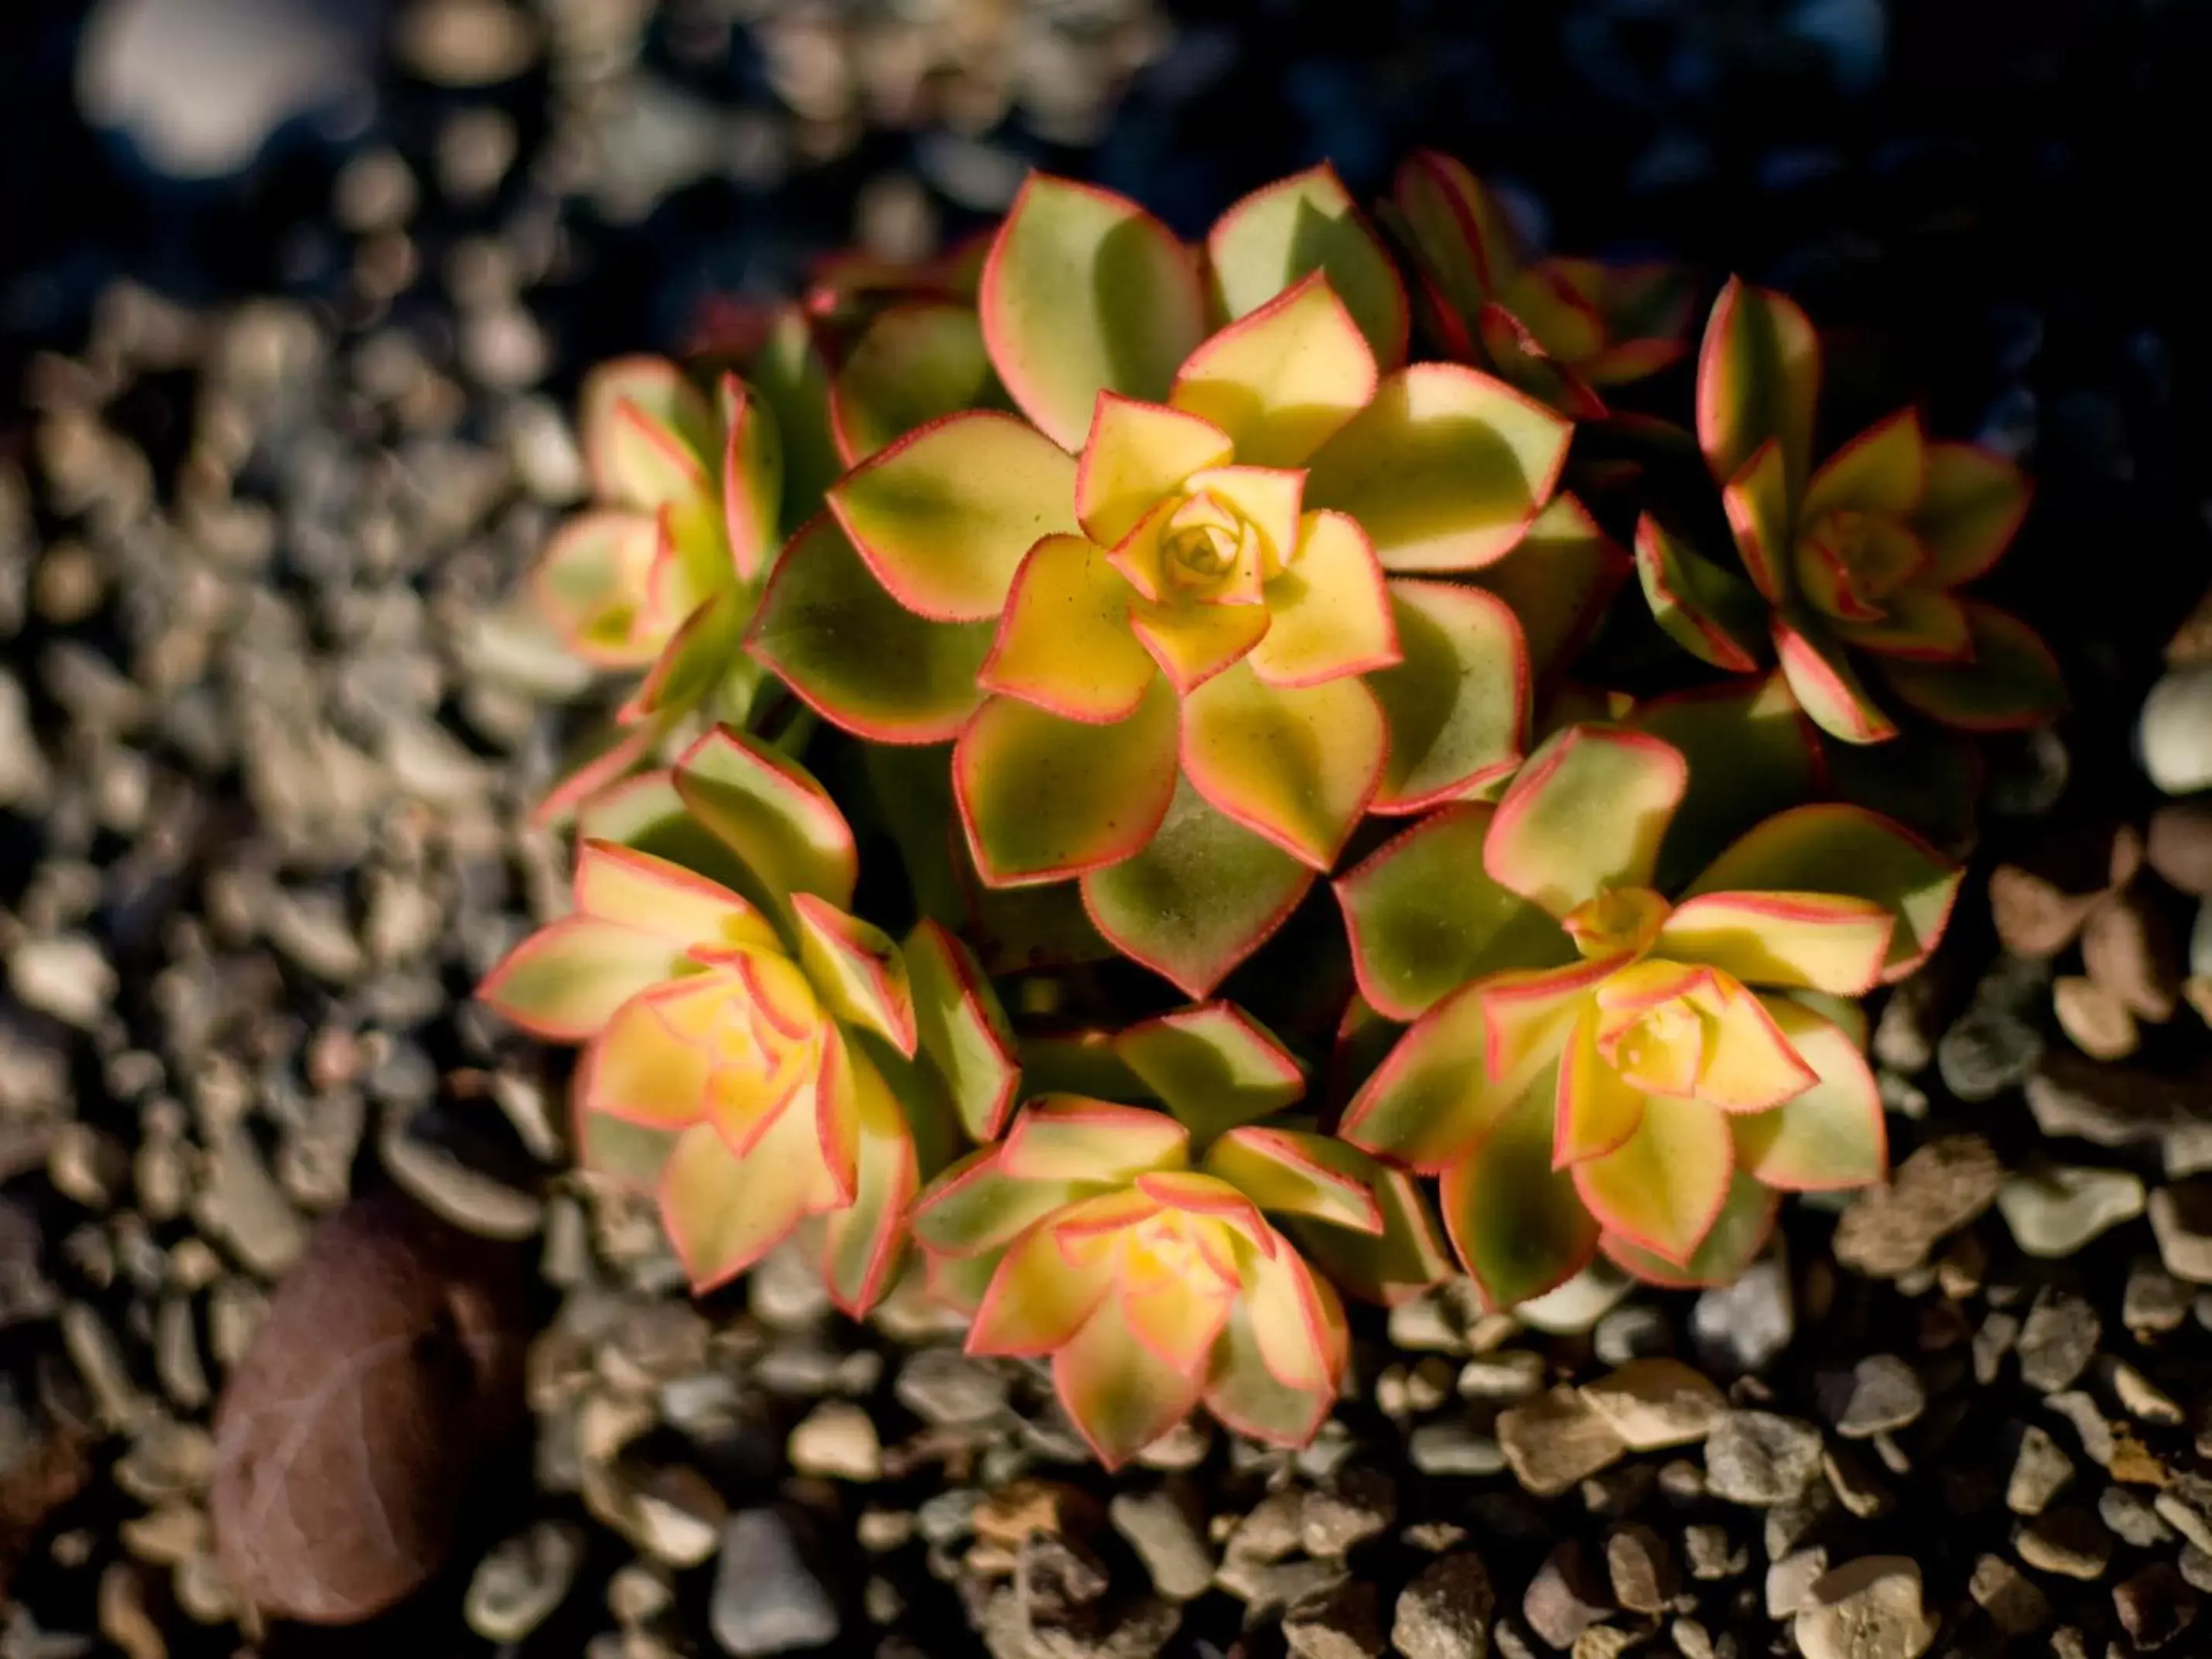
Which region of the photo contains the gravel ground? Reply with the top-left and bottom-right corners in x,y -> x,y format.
4,2 -> 2211,1657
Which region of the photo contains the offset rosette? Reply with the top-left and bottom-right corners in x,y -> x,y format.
528,357 -> 785,818
1633,279 -> 2065,744
1337,723 -> 1961,1303
910,1004 -> 1448,1465
1383,149 -> 1694,419
480,727 -> 1016,1313
750,167 -> 1585,995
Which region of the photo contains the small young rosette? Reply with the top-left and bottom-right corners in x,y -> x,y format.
530,357 -> 785,817
1383,150 -> 1694,419
479,726 -> 1017,1314
1634,279 -> 2066,744
1337,723 -> 1962,1304
750,166 -> 1575,996
910,1004 -> 1448,1465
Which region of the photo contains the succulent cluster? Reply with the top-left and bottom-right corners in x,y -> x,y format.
487,155 -> 2060,1462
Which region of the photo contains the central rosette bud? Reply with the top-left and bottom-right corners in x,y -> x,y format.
1795,508 -> 1923,623
1157,487 -> 1277,607
675,948 -> 827,1144
1561,885 -> 1671,961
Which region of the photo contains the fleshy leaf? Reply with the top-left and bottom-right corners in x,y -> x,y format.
1335,804 -> 1571,1022
1341,980 -> 1517,1170
956,679 -> 1180,886
1000,1098 -> 1189,1185
1241,1233 -> 1342,1394
1115,1004 -> 1305,1142
1389,151 -> 1516,325
981,175 -> 1208,451
573,838 -> 778,946
573,771 -> 753,894
1916,443 -> 2031,587
1685,802 -> 1960,982
969,1223 -> 1113,1354
1634,516 -> 1766,673
719,374 -> 782,583
1571,1093 -> 1735,1267
1204,1294 -> 1335,1446
1280,1157 -> 1452,1304
828,302 -> 996,464
478,917 -> 687,1042
1554,1008 -> 1650,1165
1246,511 -> 1400,688
1082,775 -> 1315,997
1467,494 -> 1629,682
826,411 -> 1079,622
582,357 -> 713,511
1656,891 -> 1893,997
576,1109 -> 682,1190
1438,1074 -> 1600,1311
1304,364 -> 1571,572
658,1110 -> 826,1292
1075,394 -> 1234,548
1721,440 -> 1793,602
1364,579 -> 1528,812
673,726 -> 860,912
1801,407 -> 1927,522
1126,594 -> 1271,695
911,1148 -> 1072,1256
905,921 -> 1021,1143
1773,614 -> 1899,744
1206,163 -> 1409,370
1598,1172 -> 1777,1288
534,511 -> 664,666
790,893 -> 916,1056
747,516 -> 993,744
1731,998 -> 1885,1190
1054,1292 -> 1205,1467
1204,1126 -> 1380,1233
980,533 -> 1155,722
747,307 -> 841,535
1697,278 -> 1820,502
819,1041 -> 918,1314
1633,676 -> 1821,893
1170,273 -> 1378,469
1181,660 -> 1387,869
1485,724 -> 1688,917
1876,602 -> 2066,731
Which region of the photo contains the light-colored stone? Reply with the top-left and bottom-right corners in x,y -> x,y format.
2149,1183 -> 2212,1283
2140,665 -> 2212,795
1581,1358 -> 1726,1450
787,1401 -> 880,1482
1496,1387 -> 1626,1497
1793,1557 -> 1934,1659
710,1509 -> 839,1656
465,1522 -> 584,1643
1109,1490 -> 1212,1602
1997,1166 -> 2146,1257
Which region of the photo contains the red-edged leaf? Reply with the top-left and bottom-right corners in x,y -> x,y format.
980,174 -> 1208,450
747,515 -> 994,744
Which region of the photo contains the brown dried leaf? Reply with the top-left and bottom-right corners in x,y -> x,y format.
210,1192 -> 524,1625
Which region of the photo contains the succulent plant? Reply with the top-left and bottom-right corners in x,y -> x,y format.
477,155 -> 2070,1468
751,167 -> 1576,994
480,725 -> 1014,1312
528,357 -> 786,819
1383,149 -> 1694,419
1338,722 -> 1961,1303
910,1004 -> 1446,1463
1633,279 -> 2065,745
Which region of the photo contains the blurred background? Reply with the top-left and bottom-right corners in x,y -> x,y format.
3,4 -> 2212,1653
3,0 -> 2209,680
